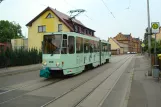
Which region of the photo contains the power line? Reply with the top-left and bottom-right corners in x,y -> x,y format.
100,0 -> 115,18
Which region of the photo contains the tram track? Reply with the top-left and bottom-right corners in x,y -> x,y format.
73,55 -> 134,107
0,55 -> 126,96
0,55 -> 131,106
0,78 -> 63,105
40,55 -> 133,107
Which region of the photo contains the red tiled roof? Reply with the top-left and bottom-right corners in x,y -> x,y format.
26,7 -> 95,32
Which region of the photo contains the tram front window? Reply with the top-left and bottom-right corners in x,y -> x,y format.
43,35 -> 62,54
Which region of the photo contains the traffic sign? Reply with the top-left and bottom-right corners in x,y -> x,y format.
141,43 -> 145,47
151,22 -> 160,34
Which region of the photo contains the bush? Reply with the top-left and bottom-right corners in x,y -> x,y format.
0,48 -> 42,68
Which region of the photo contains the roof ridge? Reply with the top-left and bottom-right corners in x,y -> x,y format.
49,7 -> 84,26
110,38 -> 128,48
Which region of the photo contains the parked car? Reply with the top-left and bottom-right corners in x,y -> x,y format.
127,52 -> 130,54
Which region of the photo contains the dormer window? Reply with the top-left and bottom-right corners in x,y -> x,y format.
74,25 -> 78,32
46,13 -> 54,18
89,31 -> 92,35
81,28 -> 84,34
77,26 -> 80,33
86,30 -> 88,34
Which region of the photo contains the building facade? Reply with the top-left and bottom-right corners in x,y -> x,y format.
108,38 -> 128,54
114,33 -> 141,53
26,7 -> 95,50
11,38 -> 28,50
133,38 -> 141,53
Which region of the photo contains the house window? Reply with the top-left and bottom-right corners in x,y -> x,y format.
81,28 -> 84,34
38,25 -> 46,33
86,30 -> 88,34
91,32 -> 94,36
84,29 -> 86,34
46,13 -> 54,18
78,26 -> 81,33
74,25 -> 78,32
58,24 -> 62,32
89,31 -> 92,35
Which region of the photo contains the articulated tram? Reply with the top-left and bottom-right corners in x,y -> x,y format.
40,32 -> 111,78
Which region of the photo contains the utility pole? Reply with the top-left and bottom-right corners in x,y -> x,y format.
147,0 -> 151,56
147,0 -> 152,75
154,34 -> 157,65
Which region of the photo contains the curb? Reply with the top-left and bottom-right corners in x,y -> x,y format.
0,66 -> 41,77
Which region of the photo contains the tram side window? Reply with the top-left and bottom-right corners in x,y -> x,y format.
76,37 -> 83,53
93,41 -> 97,52
101,43 -> 103,52
89,40 -> 93,53
104,43 -> 106,52
97,42 -> 100,52
105,44 -> 108,52
84,39 -> 89,53
107,44 -> 109,52
105,44 -> 107,52
68,36 -> 75,54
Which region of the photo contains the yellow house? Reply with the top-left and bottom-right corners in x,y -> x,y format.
109,38 -> 128,54
26,7 -> 95,50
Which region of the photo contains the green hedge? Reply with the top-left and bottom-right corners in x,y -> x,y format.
0,48 -> 42,68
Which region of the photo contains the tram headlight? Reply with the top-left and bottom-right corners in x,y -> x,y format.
56,62 -> 60,67
42,61 -> 47,66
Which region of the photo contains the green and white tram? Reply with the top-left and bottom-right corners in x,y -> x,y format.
40,32 -> 111,78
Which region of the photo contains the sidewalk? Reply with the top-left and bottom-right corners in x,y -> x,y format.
127,55 -> 161,107
0,64 -> 41,77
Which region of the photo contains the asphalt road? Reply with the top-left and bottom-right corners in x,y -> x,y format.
0,54 -> 132,107
0,70 -> 40,88
0,55 -> 125,88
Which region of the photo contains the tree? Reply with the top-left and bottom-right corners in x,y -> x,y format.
0,20 -> 24,42
0,0 -> 4,4
143,38 -> 161,54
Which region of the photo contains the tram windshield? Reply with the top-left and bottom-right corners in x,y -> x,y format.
43,35 -> 62,54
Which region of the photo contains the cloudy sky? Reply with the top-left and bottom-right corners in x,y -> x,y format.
0,0 -> 161,40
